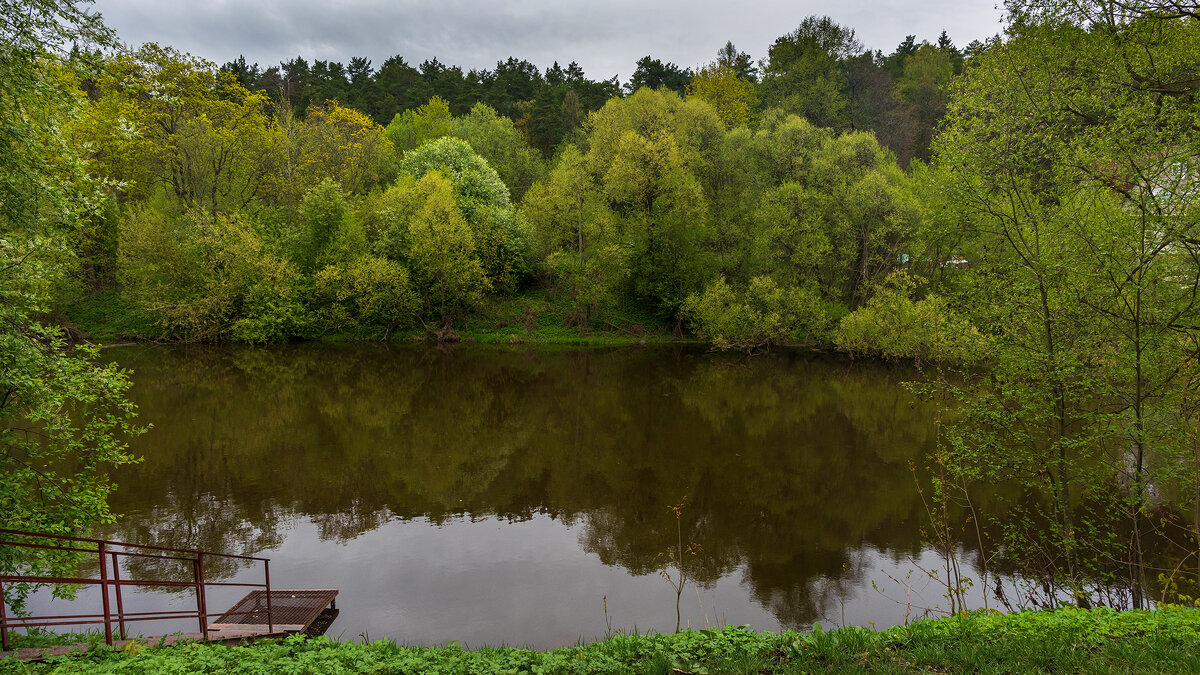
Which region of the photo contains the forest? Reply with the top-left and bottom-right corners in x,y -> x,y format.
51,18 -> 973,347
2,0 -> 1200,622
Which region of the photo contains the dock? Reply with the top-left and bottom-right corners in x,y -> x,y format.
0,529 -> 340,662
0,589 -> 339,661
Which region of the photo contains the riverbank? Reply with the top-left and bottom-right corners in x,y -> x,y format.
58,290 -> 694,348
3,607 -> 1199,673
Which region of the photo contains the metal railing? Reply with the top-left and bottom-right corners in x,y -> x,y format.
0,529 -> 273,651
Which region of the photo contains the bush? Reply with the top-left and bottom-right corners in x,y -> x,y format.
118,207 -> 306,341
683,275 -> 827,351
835,271 -> 987,366
313,255 -> 418,337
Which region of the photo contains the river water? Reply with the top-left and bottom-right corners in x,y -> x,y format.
28,344 -> 994,648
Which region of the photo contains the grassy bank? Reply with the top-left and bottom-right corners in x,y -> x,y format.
58,290 -> 688,347
4,608 -> 1200,673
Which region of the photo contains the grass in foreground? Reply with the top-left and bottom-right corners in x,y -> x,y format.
3,607 -> 1200,673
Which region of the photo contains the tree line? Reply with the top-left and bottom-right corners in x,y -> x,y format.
216,21 -> 971,164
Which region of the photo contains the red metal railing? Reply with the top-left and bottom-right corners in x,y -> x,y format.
0,529 -> 274,651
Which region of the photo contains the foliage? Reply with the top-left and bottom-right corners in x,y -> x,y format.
522,145 -> 626,328
759,16 -> 862,128
399,137 -> 530,294
835,271 -> 986,365
450,103 -> 545,201
384,95 -> 453,153
118,207 -> 306,342
313,255 -> 418,337
291,178 -> 367,272
74,44 -> 274,214
684,276 -> 826,352
291,101 -> 394,196
0,0 -> 141,614
687,63 -> 758,129
5,609 -> 1200,674
400,137 -> 512,220
927,3 -> 1200,608
404,172 -> 490,326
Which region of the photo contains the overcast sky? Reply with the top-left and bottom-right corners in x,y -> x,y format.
91,0 -> 1006,83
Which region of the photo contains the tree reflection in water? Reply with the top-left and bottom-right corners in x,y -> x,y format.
97,344 -> 960,628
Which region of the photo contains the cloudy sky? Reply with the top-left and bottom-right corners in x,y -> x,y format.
91,0 -> 1006,83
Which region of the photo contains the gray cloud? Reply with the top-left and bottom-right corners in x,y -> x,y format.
93,0 -> 1005,82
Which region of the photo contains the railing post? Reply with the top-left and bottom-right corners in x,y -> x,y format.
264,559 -> 273,634
97,543 -> 113,646
194,553 -> 208,640
0,579 -> 10,651
111,552 -> 127,640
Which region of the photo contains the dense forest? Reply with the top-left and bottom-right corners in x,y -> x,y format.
54,18 -> 974,347
3,0 -> 1200,620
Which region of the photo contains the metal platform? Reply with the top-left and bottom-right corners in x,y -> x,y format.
206,589 -> 338,639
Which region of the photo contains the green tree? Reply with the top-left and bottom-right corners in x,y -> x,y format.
1,0 -> 142,611
399,137 -> 531,292
930,2 -> 1200,606
76,44 -> 275,215
894,43 -> 953,162
313,255 -> 418,337
450,102 -> 545,201
585,88 -> 724,318
384,95 -> 452,154
118,206 -> 307,342
687,62 -> 758,129
759,16 -> 861,128
405,172 -> 490,329
626,56 -> 692,94
292,178 -> 366,272
522,145 -> 626,328
683,275 -> 826,352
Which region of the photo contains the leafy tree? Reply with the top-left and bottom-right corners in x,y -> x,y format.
405,172 -> 490,328
894,43 -> 954,162
834,271 -> 986,365
77,44 -> 275,215
683,275 -> 825,352
1,2 -> 144,609
585,89 -> 723,317
929,2 -> 1200,606
313,255 -> 418,337
687,62 -> 758,129
400,137 -> 531,294
450,103 -> 545,201
118,206 -> 307,341
753,115 -> 917,310
384,95 -> 453,154
759,16 -> 862,128
292,178 -> 367,271
293,100 -> 394,196
626,56 -> 692,94
522,145 -> 626,328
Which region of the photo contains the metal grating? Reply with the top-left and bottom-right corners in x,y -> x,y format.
212,589 -> 337,628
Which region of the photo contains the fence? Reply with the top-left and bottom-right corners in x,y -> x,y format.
0,528 -> 273,650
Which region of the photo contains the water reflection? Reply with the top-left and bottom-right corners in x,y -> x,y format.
89,344 -> 973,645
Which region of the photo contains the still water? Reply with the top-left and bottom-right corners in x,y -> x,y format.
41,344 -> 991,648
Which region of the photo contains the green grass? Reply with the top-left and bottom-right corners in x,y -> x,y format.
4,608 -> 1200,673
57,290 -> 162,344
58,287 -> 692,347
